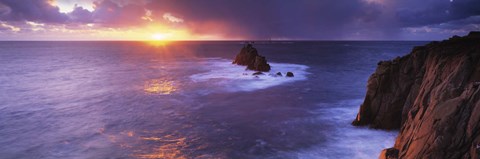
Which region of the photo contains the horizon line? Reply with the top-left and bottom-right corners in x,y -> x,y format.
0,39 -> 433,42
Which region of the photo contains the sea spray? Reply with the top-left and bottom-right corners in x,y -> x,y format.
190,58 -> 309,92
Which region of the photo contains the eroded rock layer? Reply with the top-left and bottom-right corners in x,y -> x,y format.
353,32 -> 480,159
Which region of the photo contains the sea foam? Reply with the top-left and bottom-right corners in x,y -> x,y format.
292,99 -> 398,159
190,58 -> 309,92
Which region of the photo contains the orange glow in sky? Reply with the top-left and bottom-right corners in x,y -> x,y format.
0,0 -> 233,41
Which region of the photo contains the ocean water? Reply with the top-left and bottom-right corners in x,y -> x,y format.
0,41 -> 427,159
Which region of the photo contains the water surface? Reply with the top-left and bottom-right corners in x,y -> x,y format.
0,41 -> 427,158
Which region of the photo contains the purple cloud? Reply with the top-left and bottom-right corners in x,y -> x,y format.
0,0 -> 478,40
0,0 -> 68,23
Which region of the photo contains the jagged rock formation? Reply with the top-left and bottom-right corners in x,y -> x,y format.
352,32 -> 480,159
233,43 -> 271,72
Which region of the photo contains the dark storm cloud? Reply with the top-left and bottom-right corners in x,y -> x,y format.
69,5 -> 93,23
90,0 -> 147,26
143,0 -> 386,39
0,0 -> 147,25
0,0 -> 388,39
0,0 -> 68,22
417,15 -> 480,32
396,0 -> 480,27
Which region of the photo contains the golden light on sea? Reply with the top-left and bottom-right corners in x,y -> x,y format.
135,136 -> 188,159
144,79 -> 177,94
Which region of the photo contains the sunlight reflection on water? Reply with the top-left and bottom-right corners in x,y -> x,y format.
135,136 -> 188,159
98,127 -> 192,159
143,79 -> 177,94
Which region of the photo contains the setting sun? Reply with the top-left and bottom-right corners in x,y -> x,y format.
1,0 -> 478,158
151,33 -> 169,40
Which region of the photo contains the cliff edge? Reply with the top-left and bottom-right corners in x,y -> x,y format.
352,32 -> 480,158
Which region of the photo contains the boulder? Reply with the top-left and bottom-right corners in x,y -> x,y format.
352,32 -> 480,158
233,43 -> 271,72
286,72 -> 294,77
276,72 -> 282,76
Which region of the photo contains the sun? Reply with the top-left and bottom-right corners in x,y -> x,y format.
151,33 -> 168,40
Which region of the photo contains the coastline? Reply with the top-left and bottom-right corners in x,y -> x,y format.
352,32 -> 480,158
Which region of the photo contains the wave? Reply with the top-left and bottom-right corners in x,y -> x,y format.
292,99 -> 398,159
190,58 -> 309,92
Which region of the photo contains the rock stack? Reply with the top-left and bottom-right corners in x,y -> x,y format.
233,42 -> 271,72
352,32 -> 480,159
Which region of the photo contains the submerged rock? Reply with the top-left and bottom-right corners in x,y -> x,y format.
352,32 -> 480,158
276,72 -> 282,76
286,72 -> 294,77
233,43 -> 271,72
252,71 -> 264,75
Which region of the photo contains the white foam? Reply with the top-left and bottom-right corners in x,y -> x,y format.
190,58 -> 309,92
292,99 -> 398,159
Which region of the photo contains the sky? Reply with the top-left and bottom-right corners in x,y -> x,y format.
0,0 -> 479,40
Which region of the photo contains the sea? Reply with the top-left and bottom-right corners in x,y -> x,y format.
0,41 -> 427,159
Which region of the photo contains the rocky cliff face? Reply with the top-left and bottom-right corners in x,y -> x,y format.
352,32 -> 480,159
233,43 -> 271,72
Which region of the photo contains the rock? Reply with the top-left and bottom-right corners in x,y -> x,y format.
276,72 -> 282,76
252,71 -> 264,75
286,72 -> 294,77
352,31 -> 480,158
449,35 -> 462,41
467,31 -> 480,38
379,148 -> 399,159
247,55 -> 271,72
474,82 -> 480,89
233,43 -> 271,72
232,43 -> 258,65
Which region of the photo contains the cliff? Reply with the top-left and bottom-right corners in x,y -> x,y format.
352,32 -> 480,158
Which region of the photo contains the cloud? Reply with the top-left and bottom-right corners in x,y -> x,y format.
163,13 -> 183,23
404,15 -> 480,35
50,0 -> 95,13
0,21 -> 20,32
0,0 -> 478,40
141,9 -> 153,22
140,0 -> 384,39
26,21 -> 44,27
68,5 -> 93,23
90,0 -> 147,26
26,21 -> 45,31
0,0 -> 68,22
395,0 -> 480,27
0,2 -> 11,16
